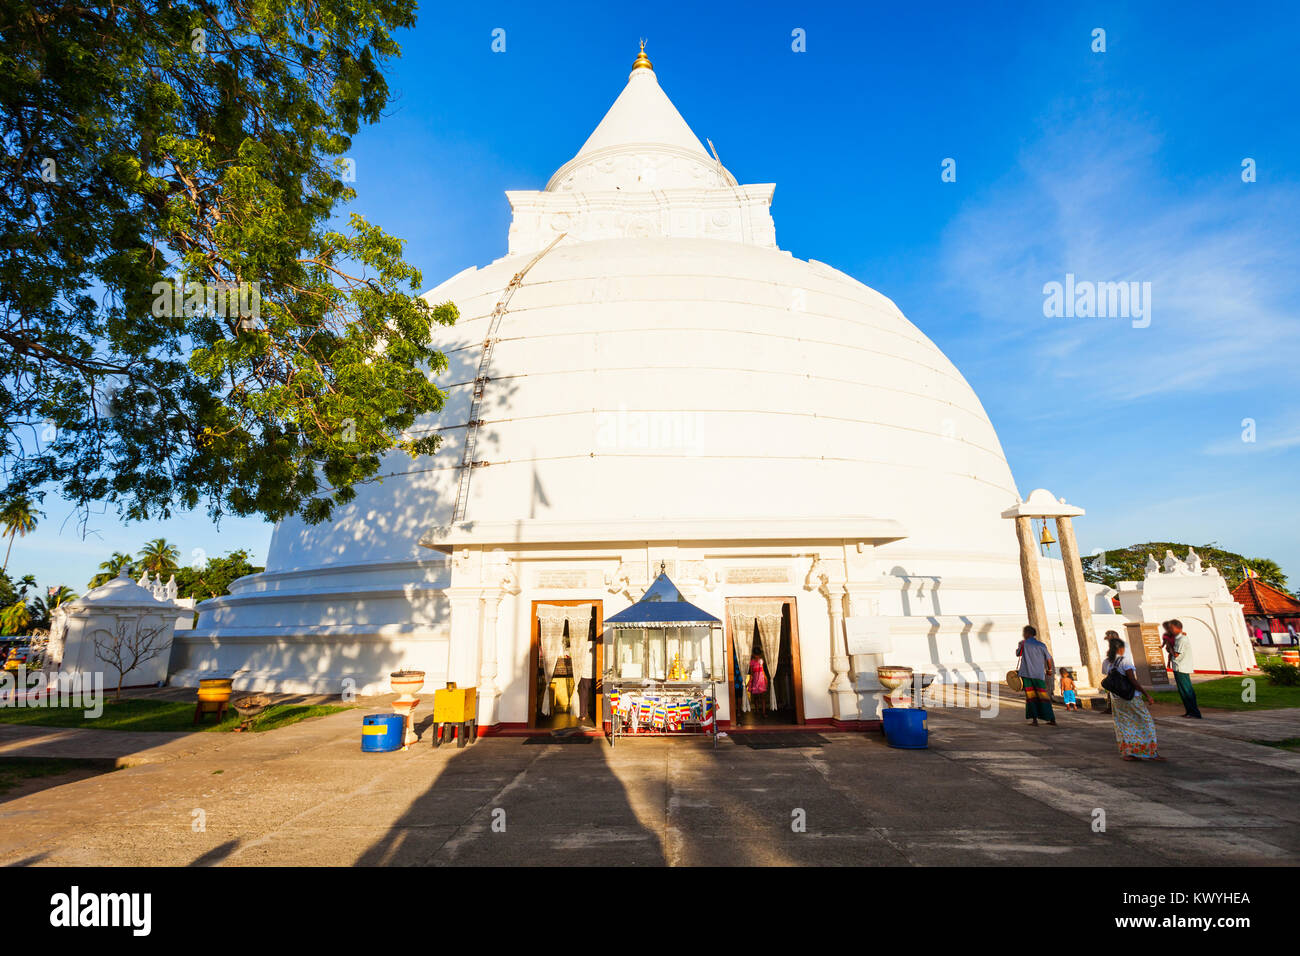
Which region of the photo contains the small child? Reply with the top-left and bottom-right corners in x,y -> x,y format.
1060,667 -> 1078,710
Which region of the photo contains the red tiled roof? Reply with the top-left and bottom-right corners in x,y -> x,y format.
1232,577 -> 1300,616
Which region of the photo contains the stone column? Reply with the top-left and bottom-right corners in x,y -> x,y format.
477,589 -> 506,727
845,584 -> 886,719
1054,516 -> 1103,688
1014,516 -> 1050,651
444,587 -> 485,692
820,581 -> 859,720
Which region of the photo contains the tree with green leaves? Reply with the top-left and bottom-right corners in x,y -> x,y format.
1082,542 -> 1288,591
0,497 -> 39,572
0,599 -> 30,635
137,538 -> 180,576
27,583 -> 78,634
1,0 -> 456,530
89,551 -> 136,589
174,548 -> 263,600
46,584 -> 77,609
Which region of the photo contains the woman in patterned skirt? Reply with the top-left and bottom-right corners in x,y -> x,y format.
1102,632 -> 1163,761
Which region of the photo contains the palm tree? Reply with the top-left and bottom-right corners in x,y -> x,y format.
47,585 -> 77,608
137,538 -> 180,576
89,551 -> 135,588
0,599 -> 30,636
0,497 -> 39,573
1245,558 -> 1287,590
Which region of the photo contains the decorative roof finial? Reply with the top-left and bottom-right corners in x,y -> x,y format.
633,39 -> 653,72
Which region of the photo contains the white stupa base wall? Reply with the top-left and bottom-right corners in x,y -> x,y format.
173,533 -> 1121,721
169,558 -> 452,696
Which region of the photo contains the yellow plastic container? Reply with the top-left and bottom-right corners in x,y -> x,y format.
433,683 -> 477,723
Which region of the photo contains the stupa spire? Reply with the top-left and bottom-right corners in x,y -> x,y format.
632,39 -> 653,72
545,41 -> 716,192
507,47 -> 777,254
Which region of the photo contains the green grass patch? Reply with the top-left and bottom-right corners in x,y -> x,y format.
0,758 -> 107,795
232,703 -> 351,733
0,698 -> 351,733
1255,737 -> 1300,752
1151,676 -> 1300,711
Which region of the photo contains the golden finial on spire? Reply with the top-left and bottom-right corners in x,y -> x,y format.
632,38 -> 653,71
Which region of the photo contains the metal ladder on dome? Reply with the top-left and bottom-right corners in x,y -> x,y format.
450,232 -> 567,523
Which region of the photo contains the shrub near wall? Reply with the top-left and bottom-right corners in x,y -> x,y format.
1258,657 -> 1300,687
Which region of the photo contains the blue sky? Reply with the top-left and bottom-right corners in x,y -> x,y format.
13,0 -> 1300,596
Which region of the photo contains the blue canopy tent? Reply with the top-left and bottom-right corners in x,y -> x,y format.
604,570 -> 722,629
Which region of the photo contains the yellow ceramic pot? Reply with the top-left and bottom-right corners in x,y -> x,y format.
197,677 -> 234,704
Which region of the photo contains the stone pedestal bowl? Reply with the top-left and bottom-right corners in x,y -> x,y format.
876,665 -> 915,708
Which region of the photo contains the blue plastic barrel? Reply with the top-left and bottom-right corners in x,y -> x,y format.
882,708 -> 928,749
361,714 -> 405,752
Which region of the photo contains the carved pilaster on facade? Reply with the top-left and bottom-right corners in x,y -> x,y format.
477,586 -> 512,728
443,587 -> 485,693
806,556 -> 858,720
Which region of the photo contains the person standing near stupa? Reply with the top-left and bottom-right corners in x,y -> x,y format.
1169,620 -> 1202,719
1017,625 -> 1056,726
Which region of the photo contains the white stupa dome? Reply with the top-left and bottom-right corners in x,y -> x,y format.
264,234 -> 1017,572
263,57 -> 1018,573
178,47 -> 1103,704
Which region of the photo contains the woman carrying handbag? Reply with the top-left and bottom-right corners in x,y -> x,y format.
1101,631 -> 1163,761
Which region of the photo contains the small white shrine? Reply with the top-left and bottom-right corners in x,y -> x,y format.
50,570 -> 193,690
1114,549 -> 1254,674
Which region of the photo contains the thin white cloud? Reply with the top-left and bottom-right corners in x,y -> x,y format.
940,103 -> 1300,403
1202,424 -> 1300,456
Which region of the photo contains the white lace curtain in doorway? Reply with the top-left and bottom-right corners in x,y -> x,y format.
728,600 -> 784,711
565,604 -> 594,716
537,604 -> 594,716
537,605 -> 567,716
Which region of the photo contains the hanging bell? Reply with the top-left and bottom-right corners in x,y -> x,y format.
1039,521 -> 1056,547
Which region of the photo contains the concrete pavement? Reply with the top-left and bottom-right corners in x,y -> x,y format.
2,697 -> 1298,866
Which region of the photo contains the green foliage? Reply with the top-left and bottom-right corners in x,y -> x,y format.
25,584 -> 79,634
0,569 -> 77,635
137,537 -> 180,575
86,543 -> 258,597
0,1 -> 457,527
1258,657 -> 1300,687
174,548 -> 263,600
0,598 -> 30,635
0,497 -> 40,572
0,698 -> 350,732
88,551 -> 136,588
47,585 -> 76,607
1082,542 -> 1288,591
1150,675 -> 1300,711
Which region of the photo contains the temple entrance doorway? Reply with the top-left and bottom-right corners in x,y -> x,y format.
725,598 -> 804,727
529,600 -> 604,730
